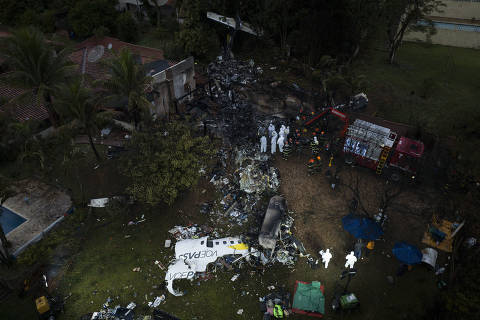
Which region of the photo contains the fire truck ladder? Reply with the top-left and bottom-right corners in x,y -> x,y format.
376,146 -> 391,175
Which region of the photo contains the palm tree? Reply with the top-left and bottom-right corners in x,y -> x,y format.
54,79 -> 106,161
100,48 -> 153,129
0,27 -> 76,127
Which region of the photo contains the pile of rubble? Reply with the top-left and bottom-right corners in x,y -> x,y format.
205,58 -> 263,146
161,58 -> 310,297
168,225 -> 210,241
88,301 -> 136,320
207,58 -> 261,90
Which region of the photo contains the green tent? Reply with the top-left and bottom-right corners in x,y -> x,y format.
292,281 -> 325,317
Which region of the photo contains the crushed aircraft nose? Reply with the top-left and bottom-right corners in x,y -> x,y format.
165,236 -> 254,296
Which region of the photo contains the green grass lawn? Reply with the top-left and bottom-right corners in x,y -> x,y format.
53,180 -> 304,320
357,42 -> 480,135
2,41 -> 470,319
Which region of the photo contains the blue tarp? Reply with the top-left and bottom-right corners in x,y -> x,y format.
392,242 -> 423,265
342,213 -> 383,240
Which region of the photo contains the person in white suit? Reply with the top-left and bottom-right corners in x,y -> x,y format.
345,251 -> 357,269
277,135 -> 285,153
319,249 -> 333,268
271,133 -> 277,154
260,136 -> 267,153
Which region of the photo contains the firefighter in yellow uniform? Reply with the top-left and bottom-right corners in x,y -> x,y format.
273,304 -> 284,318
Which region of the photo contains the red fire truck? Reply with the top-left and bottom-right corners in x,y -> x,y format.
343,119 -> 424,180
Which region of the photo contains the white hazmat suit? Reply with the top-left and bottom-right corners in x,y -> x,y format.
319,249 -> 333,268
277,136 -> 285,153
260,136 -> 267,153
271,134 -> 277,154
345,251 -> 357,269
268,123 -> 275,138
285,126 -> 290,139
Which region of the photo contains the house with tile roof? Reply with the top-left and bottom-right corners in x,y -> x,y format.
1,35 -> 195,122
0,83 -> 49,122
71,36 -> 195,118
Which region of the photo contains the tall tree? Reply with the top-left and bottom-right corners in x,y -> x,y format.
117,11 -> 140,42
264,0 -> 296,57
0,27 -> 75,127
68,0 -> 119,38
344,0 -> 386,63
54,79 -> 106,161
142,0 -> 169,27
121,121 -> 215,206
384,0 -> 443,64
100,48 -> 153,129
175,0 -> 222,58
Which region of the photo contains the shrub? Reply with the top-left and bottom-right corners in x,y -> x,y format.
116,12 -> 139,43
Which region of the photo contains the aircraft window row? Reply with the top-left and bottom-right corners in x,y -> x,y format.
203,240 -> 243,246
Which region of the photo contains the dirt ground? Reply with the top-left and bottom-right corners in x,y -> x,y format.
274,150 -> 444,319
0,149 -> 445,320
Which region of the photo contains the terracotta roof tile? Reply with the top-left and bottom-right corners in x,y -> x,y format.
0,84 -> 49,122
75,36 -> 165,63
70,36 -> 171,81
1,36 -> 174,122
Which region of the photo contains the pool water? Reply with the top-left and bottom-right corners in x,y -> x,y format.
0,206 -> 26,235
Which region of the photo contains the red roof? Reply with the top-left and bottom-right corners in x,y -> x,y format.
70,36 -> 176,80
1,36 -> 173,122
0,84 -> 49,122
0,30 -> 11,38
395,136 -> 424,158
74,36 -> 165,62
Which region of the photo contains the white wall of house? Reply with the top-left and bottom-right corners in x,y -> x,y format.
435,1 -> 480,20
150,56 -> 195,118
405,26 -> 480,48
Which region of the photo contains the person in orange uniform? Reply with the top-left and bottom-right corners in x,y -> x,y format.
366,241 -> 375,257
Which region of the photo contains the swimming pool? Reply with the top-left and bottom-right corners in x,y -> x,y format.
0,206 -> 26,235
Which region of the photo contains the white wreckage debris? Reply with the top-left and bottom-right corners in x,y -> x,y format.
238,164 -> 279,194
165,236 -> 255,296
88,198 -> 110,208
88,196 -> 125,208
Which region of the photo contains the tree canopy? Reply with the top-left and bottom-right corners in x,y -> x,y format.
68,0 -> 119,38
54,79 -> 109,161
0,27 -> 76,127
99,48 -> 153,129
121,122 -> 215,206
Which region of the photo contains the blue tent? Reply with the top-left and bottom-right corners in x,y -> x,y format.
342,213 -> 383,240
392,242 -> 423,265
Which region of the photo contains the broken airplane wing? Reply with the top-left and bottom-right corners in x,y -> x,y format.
206,12 -> 263,36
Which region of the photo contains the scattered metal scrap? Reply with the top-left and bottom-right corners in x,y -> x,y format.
85,297 -> 178,320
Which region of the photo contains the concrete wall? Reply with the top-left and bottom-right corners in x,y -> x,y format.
151,80 -> 174,117
151,56 -> 195,117
436,1 -> 480,20
405,27 -> 480,48
165,56 -> 196,101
